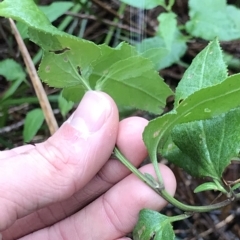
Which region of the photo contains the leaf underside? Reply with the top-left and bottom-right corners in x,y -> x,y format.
163,108 -> 240,179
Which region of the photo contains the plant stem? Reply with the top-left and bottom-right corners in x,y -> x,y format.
152,159 -> 164,189
160,189 -> 233,213
104,2 -> 126,45
114,148 -> 160,190
168,213 -> 192,223
114,147 -> 235,213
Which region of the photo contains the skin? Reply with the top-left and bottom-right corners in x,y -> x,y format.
0,91 -> 176,240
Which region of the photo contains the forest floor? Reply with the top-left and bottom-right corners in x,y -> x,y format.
0,0 -> 240,239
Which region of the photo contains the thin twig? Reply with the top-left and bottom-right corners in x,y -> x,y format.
91,0 -> 122,20
0,120 -> 25,134
9,18 -> 58,135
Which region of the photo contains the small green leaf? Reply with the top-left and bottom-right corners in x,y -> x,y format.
157,12 -> 177,50
186,0 -> 240,41
23,109 -> 45,142
167,0 -> 175,10
119,0 -> 166,9
194,182 -> 225,193
58,92 -> 74,118
0,59 -> 26,81
1,78 -> 23,100
223,52 -> 240,71
175,39 -> 228,106
133,209 -> 175,240
231,182 -> 240,191
0,59 -> 26,100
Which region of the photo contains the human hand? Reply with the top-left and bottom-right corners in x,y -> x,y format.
0,91 -> 176,240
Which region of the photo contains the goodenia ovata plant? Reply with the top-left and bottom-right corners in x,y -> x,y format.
0,0 -> 172,114
1,0 -> 240,239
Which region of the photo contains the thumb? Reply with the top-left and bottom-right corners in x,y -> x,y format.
0,91 -> 119,231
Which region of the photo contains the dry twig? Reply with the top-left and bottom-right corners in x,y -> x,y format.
9,18 -> 58,135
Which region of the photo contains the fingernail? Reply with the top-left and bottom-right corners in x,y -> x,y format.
69,91 -> 112,133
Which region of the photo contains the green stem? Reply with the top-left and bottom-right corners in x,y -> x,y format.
160,189 -> 232,212
58,4 -> 82,31
165,0 -> 175,12
114,147 -> 235,213
114,148 -> 160,190
104,2 -> 126,45
1,95 -> 59,106
152,159 -> 164,189
213,179 -> 228,194
68,59 -> 92,91
168,213 -> 192,223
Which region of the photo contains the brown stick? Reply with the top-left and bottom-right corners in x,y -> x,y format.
9,18 -> 59,135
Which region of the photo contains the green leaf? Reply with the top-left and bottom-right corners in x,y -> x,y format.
175,39 -> 228,107
194,182 -> 226,193
139,47 -> 169,71
167,0 -> 175,10
16,1 -> 74,39
38,46 -> 97,89
137,32 -> 187,70
0,0 -> 53,32
143,73 -> 240,167
168,108 -> 240,180
0,0 -> 98,60
0,59 -> 26,100
62,85 -> 86,103
223,52 -> 240,71
231,182 -> 240,191
39,2 -> 74,23
16,22 -> 29,40
0,0 -> 172,114
33,31 -> 101,89
90,43 -> 173,113
186,0 -> 240,41
0,59 -> 26,81
95,55 -> 173,114
88,43 -> 138,88
119,0 -> 166,9
157,12 -> 177,50
58,92 -> 74,118
23,108 -> 45,142
133,209 -> 175,240
1,78 -> 23,101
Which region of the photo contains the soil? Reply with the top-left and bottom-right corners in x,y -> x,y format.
0,0 -> 240,239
